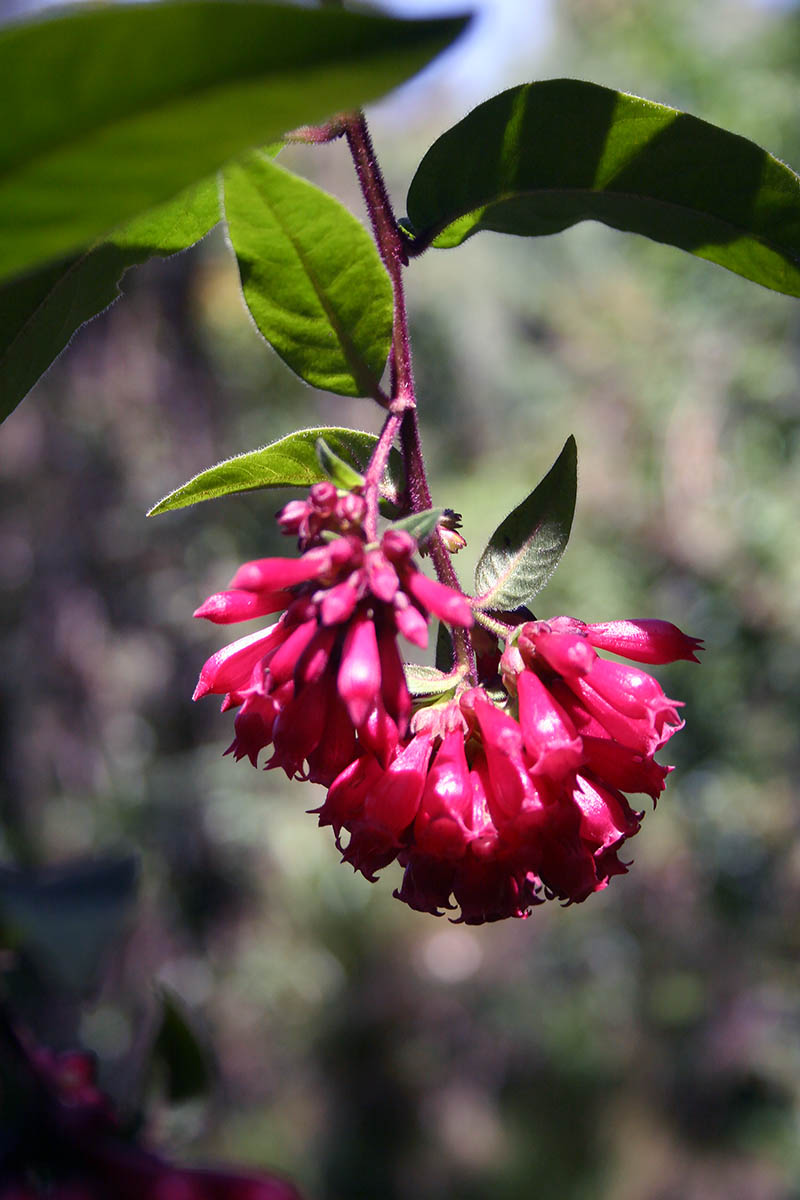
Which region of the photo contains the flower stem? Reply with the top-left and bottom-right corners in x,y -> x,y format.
344,112 -> 478,683
363,410 -> 403,541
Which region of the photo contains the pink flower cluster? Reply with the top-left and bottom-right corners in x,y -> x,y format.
194,483 -> 700,924
319,617 -> 700,923
194,483 -> 472,786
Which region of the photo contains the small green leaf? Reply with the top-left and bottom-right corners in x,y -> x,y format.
404,663 -> 464,697
406,80 -> 800,296
0,857 -> 138,995
315,437 -> 365,490
474,436 -> 577,611
0,179 -> 219,424
391,508 -> 445,545
224,154 -> 392,396
151,988 -> 213,1104
0,2 -> 468,282
148,426 -> 403,516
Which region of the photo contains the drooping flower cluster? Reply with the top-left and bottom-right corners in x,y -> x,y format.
318,616 -> 701,923
194,482 -> 701,924
194,482 -> 473,787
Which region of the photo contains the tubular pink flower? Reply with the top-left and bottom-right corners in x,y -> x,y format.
518,621 -> 596,677
565,617 -> 704,664
337,611 -> 382,727
192,626 -> 286,701
194,489 -> 474,784
193,588 -> 292,624
228,551 -> 330,593
413,730 -> 474,860
581,735 -> 672,801
392,594 -> 429,648
516,669 -> 584,780
402,568 -> 473,627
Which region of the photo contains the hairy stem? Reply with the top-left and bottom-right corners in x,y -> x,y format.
363,410 -> 403,541
344,112 -> 477,681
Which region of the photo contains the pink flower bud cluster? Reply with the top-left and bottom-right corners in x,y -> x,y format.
317,617 -> 701,924
193,482 -> 701,924
193,483 -> 473,787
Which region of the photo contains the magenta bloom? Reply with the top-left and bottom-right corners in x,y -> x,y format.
316,614 -> 699,924
193,484 -> 472,787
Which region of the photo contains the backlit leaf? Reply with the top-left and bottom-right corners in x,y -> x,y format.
224,154 -> 393,396
0,179 -> 219,423
406,80 -> 800,296
0,2 -> 468,281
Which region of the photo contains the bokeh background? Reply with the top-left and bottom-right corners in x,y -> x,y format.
2,0 -> 800,1196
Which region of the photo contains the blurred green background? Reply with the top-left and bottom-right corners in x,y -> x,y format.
2,0 -> 800,1196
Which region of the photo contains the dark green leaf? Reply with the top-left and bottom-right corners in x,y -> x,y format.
0,2 -> 469,282
224,153 -> 392,396
435,620 -> 454,673
405,80 -> 800,296
404,662 -> 464,698
315,437 -> 365,490
148,426 -> 404,516
474,436 -> 577,610
391,507 -> 445,544
0,857 -> 138,994
0,180 -> 219,424
151,988 -> 213,1104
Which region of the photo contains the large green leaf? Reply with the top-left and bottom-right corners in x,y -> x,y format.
148,426 -> 404,516
405,80 -> 800,296
0,2 -> 468,282
224,154 -> 392,397
474,436 -> 577,611
0,180 -> 219,424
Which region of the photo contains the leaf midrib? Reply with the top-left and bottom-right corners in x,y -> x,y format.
476,512 -> 549,607
251,184 -> 386,395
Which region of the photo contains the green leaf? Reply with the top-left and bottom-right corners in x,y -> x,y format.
0,2 -> 469,282
316,437 -> 365,490
148,426 -> 404,516
224,154 -> 392,396
0,857 -> 138,995
0,180 -> 219,424
405,80 -> 800,296
391,507 -> 445,544
474,436 -> 577,611
151,988 -> 213,1104
404,663 -> 464,698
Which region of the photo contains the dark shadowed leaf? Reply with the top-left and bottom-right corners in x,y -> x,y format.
391,507 -> 445,544
474,436 -> 577,610
0,180 -> 219,424
0,2 -> 469,281
148,427 -> 404,516
405,80 -> 800,296
151,989 -> 213,1104
0,857 -> 138,995
224,154 -> 393,396
435,620 -> 454,673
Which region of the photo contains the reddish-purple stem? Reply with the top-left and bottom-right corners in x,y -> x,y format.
344,112 -> 477,680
